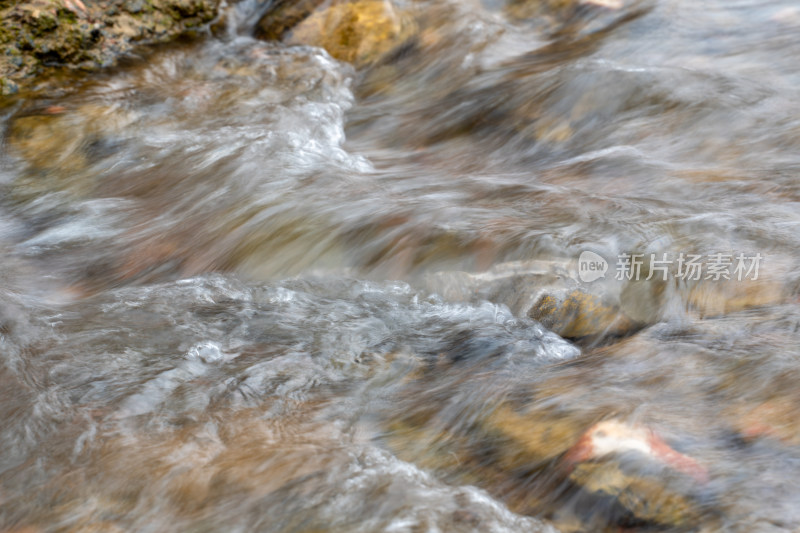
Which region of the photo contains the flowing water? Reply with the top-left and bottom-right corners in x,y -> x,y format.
2,0 -> 800,531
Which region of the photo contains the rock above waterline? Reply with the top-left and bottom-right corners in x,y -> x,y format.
256,0 -> 417,67
0,0 -> 220,94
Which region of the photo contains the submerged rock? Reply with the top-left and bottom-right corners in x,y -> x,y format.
565,462 -> 702,530
388,401 -> 710,531
424,254 -> 790,343
530,289 -> 635,339
499,0 -> 624,22
731,398 -> 800,446
424,260 -> 640,341
7,104 -> 134,167
4,103 -> 138,203
684,278 -> 786,318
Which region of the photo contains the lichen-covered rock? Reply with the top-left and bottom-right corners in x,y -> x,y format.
256,0 -> 417,68
0,0 -> 220,93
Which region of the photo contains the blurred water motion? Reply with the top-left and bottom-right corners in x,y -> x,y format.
2,0 -> 800,531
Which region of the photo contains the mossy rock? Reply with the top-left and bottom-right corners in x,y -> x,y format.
1,78 -> 20,96
0,0 -> 220,91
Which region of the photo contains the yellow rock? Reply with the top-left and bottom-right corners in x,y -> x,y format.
479,404 -> 590,473
285,1 -> 417,67
529,289 -> 637,339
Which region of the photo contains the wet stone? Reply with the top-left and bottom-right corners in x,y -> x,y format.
4,103 -> 138,201
253,0 -> 327,41
530,289 -> 636,339
386,398 -> 711,531
257,0 -> 417,68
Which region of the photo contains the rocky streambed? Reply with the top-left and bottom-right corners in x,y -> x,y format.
3,0 -> 800,532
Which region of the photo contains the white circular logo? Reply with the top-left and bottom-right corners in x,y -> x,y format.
578,251 -> 608,283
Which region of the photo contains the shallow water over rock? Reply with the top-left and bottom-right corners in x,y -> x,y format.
2,0 -> 800,531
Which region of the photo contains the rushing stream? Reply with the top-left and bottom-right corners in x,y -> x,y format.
2,0 -> 800,531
